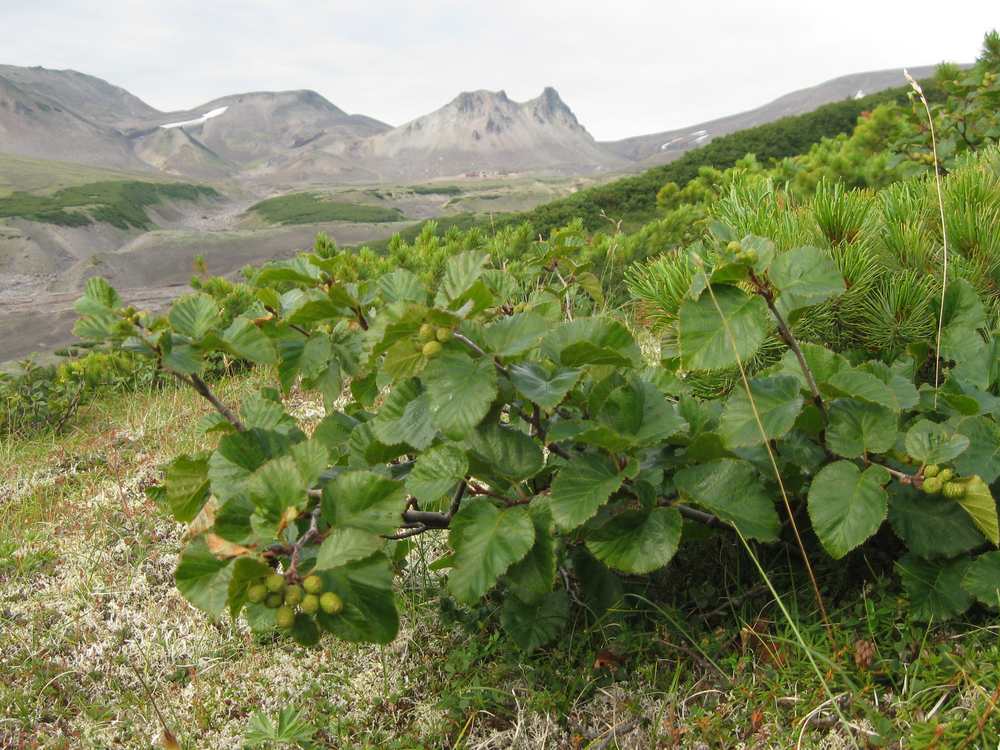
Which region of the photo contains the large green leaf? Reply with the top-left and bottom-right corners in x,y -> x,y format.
769,245 -> 845,320
378,268 -> 427,305
467,422 -> 544,483
508,363 -> 581,410
169,294 -> 220,341
897,554 -> 973,622
314,527 -> 383,571
807,462 -> 889,559
887,485 -> 986,558
585,507 -> 682,574
75,276 -> 121,314
549,454 -> 626,531
677,286 -> 770,371
774,343 -> 848,390
321,471 -> 406,536
674,458 -> 780,541
220,317 -> 278,364
163,453 -> 211,523
719,375 -> 803,448
825,399 -> 897,458
505,505 -> 556,602
904,419 -> 970,465
953,416 -> 1000,483
405,444 -> 468,509
954,476 -> 1000,546
435,250 -> 489,309
447,499 -> 535,603
827,369 -> 899,411
483,312 -> 549,357
208,430 -> 273,502
597,378 -> 688,447
372,379 -> 436,450
423,350 -> 498,439
541,317 -> 641,368
501,591 -> 569,651
174,538 -> 233,619
314,553 -> 399,643
962,551 -> 1000,609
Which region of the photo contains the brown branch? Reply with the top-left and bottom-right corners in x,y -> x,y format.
398,481 -> 467,531
170,370 -> 246,431
754,280 -> 826,417
453,332 -> 508,375
287,506 -> 322,580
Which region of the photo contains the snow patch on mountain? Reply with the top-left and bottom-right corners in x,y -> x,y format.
160,106 -> 228,129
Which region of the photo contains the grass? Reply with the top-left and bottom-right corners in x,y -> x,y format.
410,185 -> 464,196
0,153 -> 171,198
3,374 -> 1000,748
0,180 -> 220,229
250,193 -> 406,225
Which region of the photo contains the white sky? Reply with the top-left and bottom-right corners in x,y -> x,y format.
1,0 -> 995,140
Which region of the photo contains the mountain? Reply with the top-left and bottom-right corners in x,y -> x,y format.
602,66 -> 940,166
353,87 -> 624,179
0,63 -> 951,183
130,89 -> 391,179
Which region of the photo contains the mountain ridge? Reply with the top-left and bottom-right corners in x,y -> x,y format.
0,63 -> 949,183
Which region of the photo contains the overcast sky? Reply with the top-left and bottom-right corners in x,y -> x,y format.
2,1 -> 996,140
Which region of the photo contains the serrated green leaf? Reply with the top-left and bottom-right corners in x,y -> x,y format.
674,458 -> 780,541
175,537 -> 233,619
501,591 -> 569,651
887,484 -> 986,558
405,444 -> 468,509
904,419 -> 970,465
321,471 -> 406,536
678,286 -> 769,371
825,399 -> 898,458
953,416 -> 1000,483
163,453 -> 210,523
897,554 -> 973,621
372,379 -> 436,450
585,507 -> 682,574
221,317 -> 277,364
542,317 -> 641,368
447,498 -> 535,603
435,250 -> 489,308
169,294 -> 220,340
769,245 -> 845,319
549,454 -> 626,531
505,505 -> 556,602
954,475 -> 1000,546
962,551 -> 1000,609
719,375 -> 803,448
597,378 -> 688,447
807,462 -> 889,559
467,422 -> 544,483
827,368 -> 899,411
423,350 -> 497,439
378,268 -> 428,304
508,363 -> 581,410
482,312 -> 549,357
314,527 -> 383,570
313,553 -> 399,643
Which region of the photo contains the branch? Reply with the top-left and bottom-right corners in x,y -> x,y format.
170,370 -> 246,431
675,504 -> 729,529
398,481 -> 467,531
453,332 -> 508,376
755,282 -> 826,417
287,505 -> 322,579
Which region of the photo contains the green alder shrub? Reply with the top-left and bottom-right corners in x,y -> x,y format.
71,209 -> 1000,649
